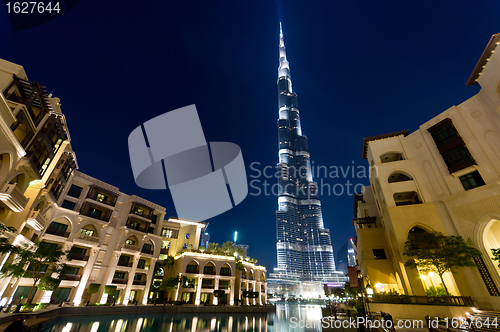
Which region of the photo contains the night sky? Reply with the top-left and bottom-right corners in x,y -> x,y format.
1,0 -> 499,272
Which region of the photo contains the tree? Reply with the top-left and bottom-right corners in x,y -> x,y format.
158,276 -> 181,300
403,231 -> 481,296
234,258 -> 244,304
0,241 -> 70,304
491,249 -> 500,267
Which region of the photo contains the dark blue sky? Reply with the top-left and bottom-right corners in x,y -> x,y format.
1,0 -> 499,272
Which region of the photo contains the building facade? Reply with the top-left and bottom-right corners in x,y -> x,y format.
0,58 -> 267,307
354,33 -> 500,310
268,24 -> 343,297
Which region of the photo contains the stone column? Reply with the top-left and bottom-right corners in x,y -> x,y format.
229,278 -> 234,305
123,255 -> 140,305
98,251 -> 121,304
141,257 -> 157,304
214,277 -> 220,305
72,246 -> 100,305
194,276 -> 202,305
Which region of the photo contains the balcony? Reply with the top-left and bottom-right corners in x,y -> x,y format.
0,183 -> 29,212
112,278 -> 128,284
61,274 -> 82,281
86,186 -> 117,207
117,261 -> 133,267
202,284 -> 214,289
45,228 -> 70,238
75,233 -> 100,244
27,210 -> 46,231
137,265 -> 150,271
122,243 -> 140,252
141,248 -> 154,255
218,284 -> 229,290
80,210 -> 111,222
126,221 -> 149,233
353,216 -> 377,228
133,280 -> 147,286
160,248 -> 169,255
70,254 -> 89,261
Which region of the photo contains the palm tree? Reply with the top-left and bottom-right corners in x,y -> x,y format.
234,258 -> 244,305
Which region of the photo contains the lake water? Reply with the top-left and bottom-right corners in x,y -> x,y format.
39,304 -> 325,332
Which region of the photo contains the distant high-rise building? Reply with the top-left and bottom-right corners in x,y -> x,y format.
336,239 -> 356,275
236,244 -> 249,257
200,232 -> 210,248
268,24 -> 345,297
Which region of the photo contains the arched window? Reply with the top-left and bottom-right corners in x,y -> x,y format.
142,241 -> 154,254
380,152 -> 404,163
388,172 -> 413,183
219,263 -> 231,276
393,191 -> 422,206
203,262 -> 216,275
185,261 -> 199,274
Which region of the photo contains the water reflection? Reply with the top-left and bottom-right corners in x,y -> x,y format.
40,304 -> 323,332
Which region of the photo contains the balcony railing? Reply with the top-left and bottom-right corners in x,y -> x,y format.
141,248 -> 153,255
133,280 -> 147,286
153,274 -> 164,279
27,210 -> 46,231
202,284 -> 214,289
218,284 -> 229,290
122,244 -> 140,251
0,183 -> 29,212
45,228 -> 70,237
203,270 -> 216,275
137,265 -> 150,271
76,233 -> 100,243
80,210 -> 111,222
112,278 -> 128,284
70,254 -> 89,261
370,295 -> 474,306
353,216 -> 376,225
117,261 -> 133,267
61,274 -> 82,281
126,222 -> 149,233
220,272 -> 231,277
160,248 -> 169,255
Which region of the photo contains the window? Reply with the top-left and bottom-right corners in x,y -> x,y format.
220,267 -> 231,276
183,243 -> 187,249
118,255 -> 130,263
79,228 -> 94,237
442,145 -> 472,168
135,208 -> 144,216
67,185 -> 83,198
125,238 -> 135,245
430,123 -> 458,145
137,259 -> 146,269
39,241 -> 59,250
162,228 -> 179,239
63,266 -> 79,275
61,200 -> 76,210
427,118 -> 476,173
114,272 -> 126,279
142,244 -> 152,253
89,208 -> 102,219
161,241 -> 170,249
134,274 -> 143,281
70,247 -> 86,256
186,264 -> 198,273
373,249 -> 386,260
460,171 -> 486,191
185,233 -> 190,239
48,222 -> 68,232
96,193 -> 108,203
151,215 -> 157,224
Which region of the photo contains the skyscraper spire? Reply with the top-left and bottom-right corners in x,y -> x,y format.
278,22 -> 291,84
268,23 -> 341,297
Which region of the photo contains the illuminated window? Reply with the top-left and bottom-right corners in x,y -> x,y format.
125,238 -> 135,245
185,233 -> 190,239
79,228 -> 94,237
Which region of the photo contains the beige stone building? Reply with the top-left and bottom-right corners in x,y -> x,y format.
0,58 -> 267,307
354,33 -> 500,311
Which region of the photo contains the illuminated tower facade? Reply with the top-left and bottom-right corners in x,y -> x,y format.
270,24 -> 339,295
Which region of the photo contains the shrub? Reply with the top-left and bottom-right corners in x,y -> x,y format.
104,285 -> 117,294
88,283 -> 101,294
425,286 -> 448,297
